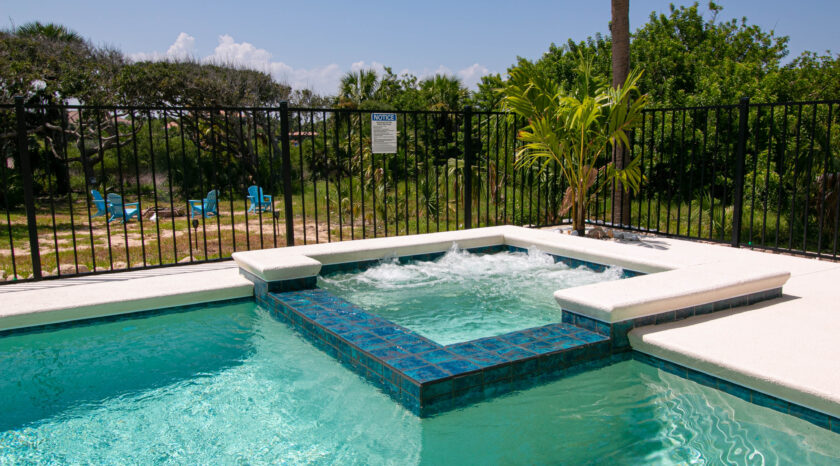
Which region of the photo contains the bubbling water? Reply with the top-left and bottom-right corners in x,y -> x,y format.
318,245 -> 624,345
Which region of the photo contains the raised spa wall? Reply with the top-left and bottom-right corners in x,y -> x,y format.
233,226 -> 791,417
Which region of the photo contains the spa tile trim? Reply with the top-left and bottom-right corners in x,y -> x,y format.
562,287 -> 784,351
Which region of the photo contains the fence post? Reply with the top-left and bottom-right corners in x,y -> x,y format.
463,105 -> 473,229
14,97 -> 42,279
731,97 -> 750,247
279,101 -> 295,246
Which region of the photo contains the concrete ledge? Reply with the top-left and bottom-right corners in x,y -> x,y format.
554,261 -> 790,323
0,267 -> 253,332
232,253 -> 322,282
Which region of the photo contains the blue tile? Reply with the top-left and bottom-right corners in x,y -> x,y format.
694,302 -> 715,316
452,387 -> 484,407
501,332 -> 538,345
788,404 -> 831,429
543,336 -> 584,350
424,394 -> 453,415
483,379 -> 513,399
752,391 -> 790,413
423,379 -> 453,399
400,390 -> 421,414
523,340 -> 558,354
715,379 -> 752,402
594,320 -> 611,336
686,368 -> 717,388
438,358 -> 481,375
655,311 -> 676,324
355,337 -> 391,352
674,307 -> 694,321
573,314 -> 598,333
401,377 -> 422,399
528,327 -> 555,339
390,356 -> 428,371
511,358 -> 538,376
391,334 -> 428,348
448,342 -> 484,357
453,372 -> 483,391
475,338 -> 508,352
417,349 -> 459,365
496,346 -> 535,361
574,331 -> 608,344
403,341 -> 439,354
344,331 -> 378,344
467,352 -> 507,368
482,364 -> 512,383
633,315 -> 656,328
370,326 -> 402,338
370,346 -> 408,361
404,364 -> 449,383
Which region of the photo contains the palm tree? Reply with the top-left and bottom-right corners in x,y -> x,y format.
419,74 -> 467,112
611,0 -> 631,225
503,54 -> 647,236
337,69 -> 379,109
15,21 -> 83,43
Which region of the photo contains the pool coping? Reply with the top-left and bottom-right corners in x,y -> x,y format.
0,262 -> 253,332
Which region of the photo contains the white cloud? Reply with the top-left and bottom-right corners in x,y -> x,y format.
129,32 -> 196,62
207,34 -> 271,70
130,34 -> 492,95
456,63 -> 491,88
166,32 -> 196,60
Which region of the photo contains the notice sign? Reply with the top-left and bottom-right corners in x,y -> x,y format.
371,113 -> 397,153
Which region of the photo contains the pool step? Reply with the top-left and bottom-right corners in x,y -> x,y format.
261,288 -> 615,416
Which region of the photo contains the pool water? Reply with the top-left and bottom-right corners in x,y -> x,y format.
318,245 -> 625,345
1,301 -> 838,463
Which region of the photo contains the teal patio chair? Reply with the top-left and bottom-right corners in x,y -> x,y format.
189,189 -> 219,218
106,193 -> 140,223
246,185 -> 272,213
91,189 -> 108,218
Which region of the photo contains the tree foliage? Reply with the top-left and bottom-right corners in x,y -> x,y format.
530,2 -> 836,107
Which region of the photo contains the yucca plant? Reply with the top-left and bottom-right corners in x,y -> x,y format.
503,54 -> 647,235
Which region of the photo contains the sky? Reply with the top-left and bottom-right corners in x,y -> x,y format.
4,1 -> 839,95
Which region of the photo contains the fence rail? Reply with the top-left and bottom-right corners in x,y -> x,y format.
1,97 -> 839,283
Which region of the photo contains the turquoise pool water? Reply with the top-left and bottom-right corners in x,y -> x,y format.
318,246 -> 624,345
1,301 -> 838,463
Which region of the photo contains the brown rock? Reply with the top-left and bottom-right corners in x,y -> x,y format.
586,227 -> 609,239
178,256 -> 193,263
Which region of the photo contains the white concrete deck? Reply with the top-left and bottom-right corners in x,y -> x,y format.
0,261 -> 253,331
628,245 -> 840,418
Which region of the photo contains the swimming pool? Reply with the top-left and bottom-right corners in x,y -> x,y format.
1,300 -> 837,463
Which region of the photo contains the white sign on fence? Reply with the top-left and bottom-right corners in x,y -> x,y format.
371,113 -> 397,153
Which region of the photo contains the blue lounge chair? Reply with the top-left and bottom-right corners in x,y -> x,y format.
247,185 -> 272,213
91,190 -> 107,218
189,190 -> 219,218
106,193 -> 140,223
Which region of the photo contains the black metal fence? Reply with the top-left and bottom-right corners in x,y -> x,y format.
590,98 -> 840,260
1,97 -> 838,283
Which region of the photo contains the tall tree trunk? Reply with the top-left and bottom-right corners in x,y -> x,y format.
611,0 -> 631,226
